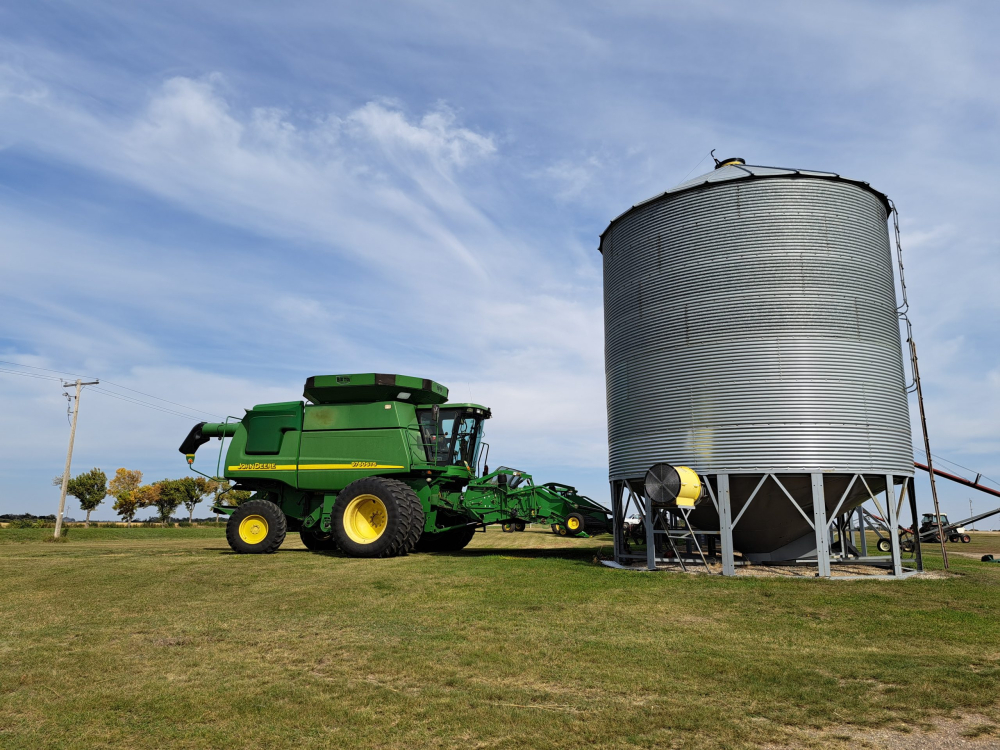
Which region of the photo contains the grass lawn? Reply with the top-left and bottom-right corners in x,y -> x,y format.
2,526 -> 1000,749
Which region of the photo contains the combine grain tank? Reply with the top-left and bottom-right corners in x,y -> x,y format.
601,158 -> 913,564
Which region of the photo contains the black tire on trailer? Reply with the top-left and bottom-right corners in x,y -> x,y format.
415,525 -> 477,553
901,538 -> 915,553
502,522 -> 515,533
300,527 -> 337,552
876,538 -> 891,553
556,524 -> 569,537
962,534 -> 972,543
565,513 -> 586,536
550,523 -> 561,535
331,477 -> 425,558
226,499 -> 287,554
514,520 -> 526,532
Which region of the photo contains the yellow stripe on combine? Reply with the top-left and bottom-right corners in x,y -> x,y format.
299,464 -> 405,470
228,463 -> 405,471
228,463 -> 296,471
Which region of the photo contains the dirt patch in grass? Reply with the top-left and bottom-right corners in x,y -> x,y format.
765,713 -> 1000,748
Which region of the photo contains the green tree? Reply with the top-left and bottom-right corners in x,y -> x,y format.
108,468 -> 143,527
149,479 -> 185,524
223,488 -> 253,506
187,477 -> 219,522
67,468 -> 107,528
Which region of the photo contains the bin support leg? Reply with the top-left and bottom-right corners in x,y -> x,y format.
644,496 -> 656,571
858,506 -> 868,556
908,476 -> 922,572
886,474 -> 903,576
718,474 -> 735,577
811,473 -> 831,577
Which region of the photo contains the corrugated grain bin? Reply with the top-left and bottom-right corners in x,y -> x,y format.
601,159 -> 913,555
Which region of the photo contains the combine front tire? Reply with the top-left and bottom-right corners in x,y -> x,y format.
300,527 -> 337,552
226,499 -> 287,554
332,477 -> 424,558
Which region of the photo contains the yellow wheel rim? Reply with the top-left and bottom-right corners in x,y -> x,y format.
343,494 -> 388,545
567,517 -> 580,531
238,514 -> 269,545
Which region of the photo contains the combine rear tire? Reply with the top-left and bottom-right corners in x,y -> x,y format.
565,513 -> 586,536
332,477 -> 424,558
226,499 -> 287,554
300,527 -> 337,552
415,525 -> 477,553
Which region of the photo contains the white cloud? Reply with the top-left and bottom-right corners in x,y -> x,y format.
3,1 -> 1000,518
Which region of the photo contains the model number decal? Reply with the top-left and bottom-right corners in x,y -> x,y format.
228,462 -> 404,471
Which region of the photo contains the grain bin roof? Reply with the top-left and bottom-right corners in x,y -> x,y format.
599,161 -> 892,247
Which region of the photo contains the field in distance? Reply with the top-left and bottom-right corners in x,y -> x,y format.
2,526 -> 1000,749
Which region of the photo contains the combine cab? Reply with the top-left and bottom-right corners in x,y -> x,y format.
180,373 -> 609,557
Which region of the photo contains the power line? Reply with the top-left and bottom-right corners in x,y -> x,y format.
913,446 -> 1000,489
0,359 -> 223,418
0,367 -> 62,382
89,387 -> 208,421
1,368 -> 211,419
0,360 -> 94,379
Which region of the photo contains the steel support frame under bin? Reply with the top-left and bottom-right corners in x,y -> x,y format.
610,472 -> 921,578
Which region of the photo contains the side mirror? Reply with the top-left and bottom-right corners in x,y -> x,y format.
432,404 -> 440,423
498,473 -> 508,487
483,464 -> 489,476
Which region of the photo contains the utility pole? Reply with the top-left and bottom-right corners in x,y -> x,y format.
54,378 -> 99,539
969,498 -> 975,531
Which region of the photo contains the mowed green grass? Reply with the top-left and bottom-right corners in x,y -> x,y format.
2,527 -> 1000,749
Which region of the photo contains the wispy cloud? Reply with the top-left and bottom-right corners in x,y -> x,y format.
1,1 -> 999,520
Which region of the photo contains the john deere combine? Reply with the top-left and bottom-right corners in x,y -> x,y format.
179,373 -> 609,557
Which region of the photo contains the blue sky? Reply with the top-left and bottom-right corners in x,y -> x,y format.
1,1 -> 998,525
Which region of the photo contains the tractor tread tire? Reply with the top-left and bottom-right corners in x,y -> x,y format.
332,477 -> 424,559
400,484 -> 425,555
226,498 -> 287,554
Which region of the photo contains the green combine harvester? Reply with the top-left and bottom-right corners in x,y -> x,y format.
179,373 -> 610,557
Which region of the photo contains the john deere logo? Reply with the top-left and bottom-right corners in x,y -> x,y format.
236,462 -> 278,470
